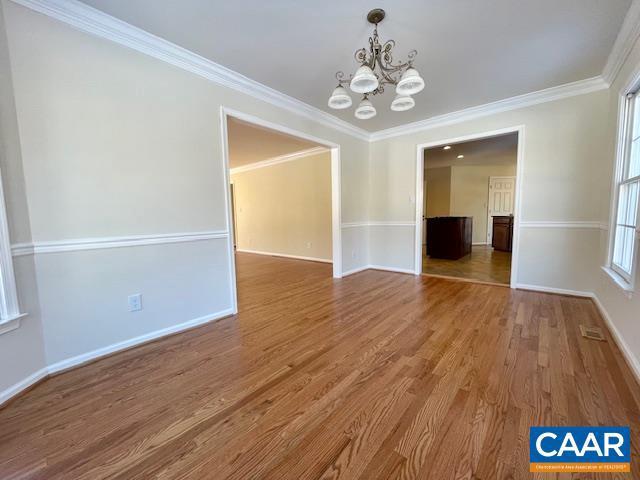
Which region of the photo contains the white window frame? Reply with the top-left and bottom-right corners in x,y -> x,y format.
0,167 -> 25,335
605,89 -> 640,294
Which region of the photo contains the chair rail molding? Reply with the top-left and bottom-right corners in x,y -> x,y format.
11,231 -> 229,256
518,221 -> 604,229
341,221 -> 416,228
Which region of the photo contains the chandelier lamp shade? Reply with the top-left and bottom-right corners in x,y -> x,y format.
328,86 -> 353,109
328,8 -> 425,120
350,65 -> 379,93
390,94 -> 415,112
355,96 -> 377,119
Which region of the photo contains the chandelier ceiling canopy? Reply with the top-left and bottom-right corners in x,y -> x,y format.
328,8 -> 425,120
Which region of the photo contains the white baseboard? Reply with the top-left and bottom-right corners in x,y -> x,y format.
0,308 -> 235,406
47,308 -> 235,375
516,284 -> 640,387
514,283 -> 593,297
236,249 -> 332,264
368,265 -> 416,275
342,264 -> 417,276
591,295 -> 640,386
0,367 -> 49,407
341,265 -> 370,277
472,242 -> 488,246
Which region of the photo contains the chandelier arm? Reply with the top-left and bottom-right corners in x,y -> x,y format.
375,55 -> 402,85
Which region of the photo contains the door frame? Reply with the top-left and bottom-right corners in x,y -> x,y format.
486,175 -> 516,245
414,125 -> 525,288
219,107 -> 343,313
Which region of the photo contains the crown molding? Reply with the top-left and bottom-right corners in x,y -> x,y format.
603,0 -> 640,85
10,0 -> 370,142
8,0 -> 620,145
229,146 -> 328,175
369,76 -> 609,142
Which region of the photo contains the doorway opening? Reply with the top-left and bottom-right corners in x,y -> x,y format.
220,108 -> 342,313
415,127 -> 524,287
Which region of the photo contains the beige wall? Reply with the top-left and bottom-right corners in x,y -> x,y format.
0,0 -> 370,376
2,0 -> 638,398
369,89 -> 608,288
0,1 -> 46,396
425,167 -> 451,218
594,27 -> 640,379
450,164 -> 516,244
231,151 -> 332,261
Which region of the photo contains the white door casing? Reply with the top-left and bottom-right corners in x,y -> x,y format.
487,176 -> 515,244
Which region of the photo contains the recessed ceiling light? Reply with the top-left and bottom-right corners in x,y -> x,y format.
443,145 -> 451,150
457,154 -> 464,159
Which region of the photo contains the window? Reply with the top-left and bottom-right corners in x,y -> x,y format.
0,171 -> 24,334
610,92 -> 640,285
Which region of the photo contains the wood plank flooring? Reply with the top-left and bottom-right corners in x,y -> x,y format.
1,252 -> 639,479
423,244 -> 512,285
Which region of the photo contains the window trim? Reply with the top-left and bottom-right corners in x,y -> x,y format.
0,166 -> 25,334
606,89 -> 640,294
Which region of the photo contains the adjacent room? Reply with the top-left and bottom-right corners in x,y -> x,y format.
227,117 -> 332,263
1,1 -> 639,478
421,133 -> 517,285
225,115 -> 335,304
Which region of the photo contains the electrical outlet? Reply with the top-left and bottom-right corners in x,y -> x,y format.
352,249 -> 357,259
128,294 -> 142,312
306,242 -> 312,249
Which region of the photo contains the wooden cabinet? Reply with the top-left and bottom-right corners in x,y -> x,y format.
426,217 -> 472,260
492,216 -> 513,252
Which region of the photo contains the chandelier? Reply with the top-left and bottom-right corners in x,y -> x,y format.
328,8 -> 425,120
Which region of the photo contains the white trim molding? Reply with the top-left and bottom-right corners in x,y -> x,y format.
10,0 -> 370,142
368,221 -> 416,227
368,265 -> 415,275
413,125 -> 526,289
341,222 -> 369,229
601,266 -> 635,298
603,0 -> 640,85
592,294 -> 640,385
341,221 -> 416,228
341,265 -> 369,276
519,221 -> 604,229
229,147 -> 328,175
8,0 -> 617,145
514,283 -> 593,298
47,308 -> 235,375
220,107 -> 342,279
515,282 -> 640,387
236,249 -> 332,264
11,231 -> 228,256
342,264 -> 415,277
0,307 -> 235,406
0,367 -> 49,407
370,77 -> 608,142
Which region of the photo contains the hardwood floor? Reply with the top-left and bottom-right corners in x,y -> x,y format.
423,244 -> 512,285
1,252 -> 639,479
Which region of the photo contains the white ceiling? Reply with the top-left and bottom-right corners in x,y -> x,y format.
425,133 -> 517,169
228,118 -> 320,169
79,0 -> 631,132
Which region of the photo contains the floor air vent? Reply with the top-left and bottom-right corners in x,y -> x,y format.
579,325 -> 606,341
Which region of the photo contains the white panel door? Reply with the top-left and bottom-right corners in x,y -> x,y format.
487,176 -> 515,244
